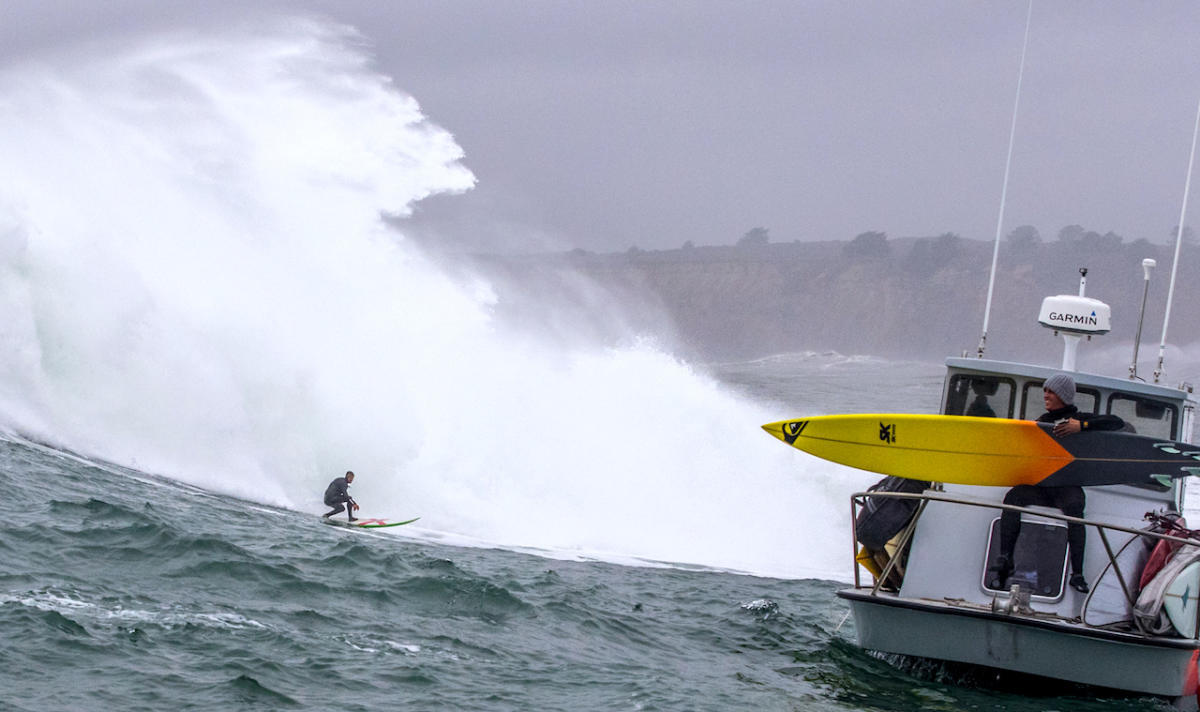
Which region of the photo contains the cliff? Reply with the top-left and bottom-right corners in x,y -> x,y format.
473,236 -> 1200,363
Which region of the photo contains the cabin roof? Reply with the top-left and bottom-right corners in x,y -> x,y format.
944,357 -> 1195,404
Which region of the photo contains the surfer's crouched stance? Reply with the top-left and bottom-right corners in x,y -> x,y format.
988,373 -> 1125,594
323,471 -> 360,522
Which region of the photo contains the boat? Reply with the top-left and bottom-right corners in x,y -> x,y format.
834,326 -> 1200,705
810,110 -> 1200,710
792,6 -> 1200,703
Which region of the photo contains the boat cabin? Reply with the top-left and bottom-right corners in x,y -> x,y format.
838,355 -> 1200,704
941,357 -> 1192,443
924,359 -> 1194,598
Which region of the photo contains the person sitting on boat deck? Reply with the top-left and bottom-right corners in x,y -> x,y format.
965,380 -> 998,418
987,373 -> 1125,594
323,471 -> 360,521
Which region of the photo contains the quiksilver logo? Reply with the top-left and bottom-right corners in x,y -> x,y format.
880,423 -> 896,444
783,421 -> 807,444
1048,311 -> 1098,326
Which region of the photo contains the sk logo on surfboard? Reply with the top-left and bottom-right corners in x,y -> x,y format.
782,421 -> 808,444
879,422 -> 896,444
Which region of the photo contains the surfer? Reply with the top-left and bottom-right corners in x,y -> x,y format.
322,471 -> 360,522
987,373 -> 1125,594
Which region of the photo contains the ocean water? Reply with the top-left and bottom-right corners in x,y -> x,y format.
0,17 -> 1183,711
0,356 -> 1177,712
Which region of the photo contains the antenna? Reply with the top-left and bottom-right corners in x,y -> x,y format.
977,0 -> 1034,358
1129,258 -> 1155,380
1154,96 -> 1200,383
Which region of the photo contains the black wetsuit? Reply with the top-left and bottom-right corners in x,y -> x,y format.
965,395 -> 997,418
323,477 -> 356,520
994,405 -> 1125,586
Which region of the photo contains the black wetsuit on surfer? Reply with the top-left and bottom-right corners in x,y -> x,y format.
323,471 -> 360,521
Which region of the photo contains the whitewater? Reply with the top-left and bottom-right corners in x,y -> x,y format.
0,18 -> 868,580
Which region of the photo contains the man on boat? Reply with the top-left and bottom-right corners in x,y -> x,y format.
323,471 -> 360,522
987,373 -> 1125,594
965,379 -> 998,418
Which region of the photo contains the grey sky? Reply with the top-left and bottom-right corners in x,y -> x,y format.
6,1 -> 1200,253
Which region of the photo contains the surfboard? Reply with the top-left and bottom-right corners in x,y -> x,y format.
323,517 -> 420,528
761,414 -> 1200,488
1163,560 -> 1200,639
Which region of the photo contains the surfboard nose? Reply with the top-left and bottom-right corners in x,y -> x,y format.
761,421 -> 786,441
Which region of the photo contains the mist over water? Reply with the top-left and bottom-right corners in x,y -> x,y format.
0,18 -> 857,579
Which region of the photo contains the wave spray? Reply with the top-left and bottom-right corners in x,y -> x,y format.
0,18 -> 859,578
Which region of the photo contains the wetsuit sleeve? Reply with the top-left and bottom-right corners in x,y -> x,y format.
1037,407 -> 1126,432
1077,413 -> 1126,432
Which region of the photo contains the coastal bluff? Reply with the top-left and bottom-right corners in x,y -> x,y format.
473,236 -> 1200,364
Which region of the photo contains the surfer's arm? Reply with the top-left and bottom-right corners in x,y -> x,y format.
1080,413 -> 1123,429
1054,413 -> 1126,436
1077,413 -> 1126,432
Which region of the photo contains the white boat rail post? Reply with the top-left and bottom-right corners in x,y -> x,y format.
977,0 -> 1034,358
851,496 -> 862,589
1129,259 -> 1155,380
1183,404 -> 1197,515
1154,96 -> 1200,384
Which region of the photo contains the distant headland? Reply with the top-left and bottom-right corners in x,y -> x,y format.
468,226 -> 1200,365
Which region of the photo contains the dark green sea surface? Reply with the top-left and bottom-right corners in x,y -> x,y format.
0,430 -> 1173,711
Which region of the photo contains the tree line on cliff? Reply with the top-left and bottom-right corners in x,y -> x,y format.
479,224 -> 1200,365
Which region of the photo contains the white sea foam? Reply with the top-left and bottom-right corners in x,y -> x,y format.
1,590 -> 268,630
0,17 -> 861,580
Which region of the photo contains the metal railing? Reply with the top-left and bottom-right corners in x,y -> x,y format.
849,489 -> 1200,637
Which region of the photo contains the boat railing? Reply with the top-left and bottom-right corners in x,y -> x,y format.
849,489 -> 1200,637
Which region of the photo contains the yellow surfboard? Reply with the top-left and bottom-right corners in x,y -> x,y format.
762,414 -> 1200,487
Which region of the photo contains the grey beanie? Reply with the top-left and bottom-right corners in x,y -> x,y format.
1043,373 -> 1075,406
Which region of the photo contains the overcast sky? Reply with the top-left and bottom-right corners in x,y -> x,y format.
6,1 -> 1200,254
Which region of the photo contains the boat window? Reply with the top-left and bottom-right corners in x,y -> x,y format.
1019,382 -> 1099,420
983,517 -> 1067,598
1107,394 -> 1177,439
944,375 -> 1015,418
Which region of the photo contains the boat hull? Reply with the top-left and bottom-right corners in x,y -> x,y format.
839,589 -> 1200,699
